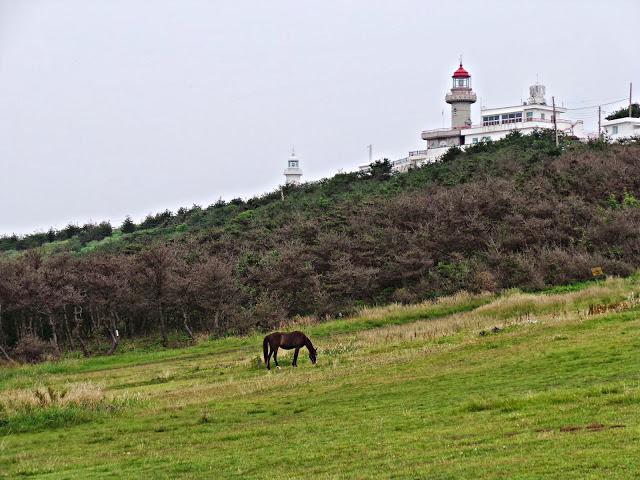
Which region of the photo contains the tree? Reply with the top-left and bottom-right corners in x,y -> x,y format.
60,224 -> 81,240
132,245 -> 176,346
0,259 -> 19,362
79,222 -> 113,244
605,103 -> 640,120
139,210 -> 173,230
367,159 -> 392,181
121,216 -> 136,234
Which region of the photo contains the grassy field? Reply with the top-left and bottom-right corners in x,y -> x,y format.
1,278 -> 639,479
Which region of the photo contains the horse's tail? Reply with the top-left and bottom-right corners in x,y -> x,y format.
263,336 -> 270,366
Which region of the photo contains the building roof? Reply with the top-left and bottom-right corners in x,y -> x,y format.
602,116 -> 640,126
452,63 -> 470,78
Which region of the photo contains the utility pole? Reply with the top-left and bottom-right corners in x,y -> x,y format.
630,82 -> 633,118
598,105 -> 602,138
552,96 -> 559,147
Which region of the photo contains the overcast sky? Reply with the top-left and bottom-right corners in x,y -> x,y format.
1,0 -> 638,235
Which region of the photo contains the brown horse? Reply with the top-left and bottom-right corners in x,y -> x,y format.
263,331 -> 317,370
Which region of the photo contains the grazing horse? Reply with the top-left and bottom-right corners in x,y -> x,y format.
263,331 -> 317,370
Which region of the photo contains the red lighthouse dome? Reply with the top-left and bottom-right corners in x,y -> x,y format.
452,63 -> 470,79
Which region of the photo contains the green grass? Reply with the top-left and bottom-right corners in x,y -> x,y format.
1,278 -> 639,478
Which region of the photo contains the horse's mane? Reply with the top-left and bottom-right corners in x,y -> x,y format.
304,335 -> 316,353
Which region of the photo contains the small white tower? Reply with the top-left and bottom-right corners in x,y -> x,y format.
284,148 -> 303,185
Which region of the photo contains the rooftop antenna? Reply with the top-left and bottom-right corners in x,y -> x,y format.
459,54 -> 463,66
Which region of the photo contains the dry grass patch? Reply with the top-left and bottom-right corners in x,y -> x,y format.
0,382 -> 142,432
348,280 -> 640,352
356,291 -> 492,323
475,278 -> 637,321
0,382 -> 106,413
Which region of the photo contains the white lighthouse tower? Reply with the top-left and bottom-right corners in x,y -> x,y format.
284,148 -> 303,185
445,61 -> 477,128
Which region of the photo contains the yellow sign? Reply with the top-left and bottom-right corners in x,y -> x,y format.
591,267 -> 604,277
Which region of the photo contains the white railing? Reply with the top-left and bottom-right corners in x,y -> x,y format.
422,117 -> 584,137
408,149 -> 428,156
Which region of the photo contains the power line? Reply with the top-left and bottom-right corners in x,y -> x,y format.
565,98 -> 628,110
563,95 -> 629,106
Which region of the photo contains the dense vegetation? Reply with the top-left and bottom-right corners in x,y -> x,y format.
1,130 -> 640,360
1,279 -> 639,478
605,103 -> 640,120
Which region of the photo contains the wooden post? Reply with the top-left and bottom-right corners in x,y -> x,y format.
552,96 -> 559,147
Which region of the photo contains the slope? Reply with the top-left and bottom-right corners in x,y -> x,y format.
1,276 -> 639,479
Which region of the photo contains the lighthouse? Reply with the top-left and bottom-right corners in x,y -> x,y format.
421,60 -> 586,161
284,148 -> 303,185
445,62 -> 477,128
421,60 -> 477,150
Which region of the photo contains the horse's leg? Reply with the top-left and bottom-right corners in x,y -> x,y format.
264,339 -> 271,370
273,347 -> 280,368
293,348 -> 300,367
266,348 -> 272,370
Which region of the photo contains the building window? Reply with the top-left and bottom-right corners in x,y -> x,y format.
613,126 -> 619,135
526,111 -> 534,120
541,113 -> 546,120
501,112 -> 523,124
289,160 -> 298,168
482,115 -> 500,126
472,138 -> 478,144
481,136 -> 492,142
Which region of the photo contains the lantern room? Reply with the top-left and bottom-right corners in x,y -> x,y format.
452,63 -> 471,89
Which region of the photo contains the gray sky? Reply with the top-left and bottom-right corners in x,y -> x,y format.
1,0 -> 638,235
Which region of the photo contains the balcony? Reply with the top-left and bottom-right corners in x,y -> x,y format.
421,127 -> 461,140
445,91 -> 477,103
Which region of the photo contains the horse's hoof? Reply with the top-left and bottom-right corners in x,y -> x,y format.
276,366 -> 281,369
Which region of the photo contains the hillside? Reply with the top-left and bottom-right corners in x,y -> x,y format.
1,130 -> 640,356
1,277 -> 639,478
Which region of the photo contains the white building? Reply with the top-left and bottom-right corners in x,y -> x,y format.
360,62 -> 588,172
284,148 -> 303,185
602,117 -> 640,140
420,63 -> 585,163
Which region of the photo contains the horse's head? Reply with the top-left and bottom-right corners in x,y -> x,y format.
308,346 -> 317,365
